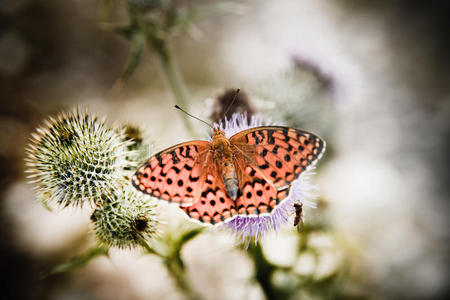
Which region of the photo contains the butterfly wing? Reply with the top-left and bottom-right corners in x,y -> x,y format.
132,140 -> 238,224
132,126 -> 325,224
132,141 -> 212,206
180,169 -> 239,225
230,126 -> 325,215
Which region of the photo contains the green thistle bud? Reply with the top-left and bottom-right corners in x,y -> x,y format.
119,124 -> 153,171
90,186 -> 159,249
25,109 -> 135,207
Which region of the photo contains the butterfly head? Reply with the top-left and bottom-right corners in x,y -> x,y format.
212,127 -> 226,136
211,128 -> 231,152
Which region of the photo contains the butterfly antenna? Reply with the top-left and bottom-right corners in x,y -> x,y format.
222,88 -> 241,119
174,105 -> 214,129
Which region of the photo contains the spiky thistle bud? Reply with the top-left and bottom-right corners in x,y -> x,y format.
90,186 -> 159,249
25,109 -> 135,207
119,124 -> 153,171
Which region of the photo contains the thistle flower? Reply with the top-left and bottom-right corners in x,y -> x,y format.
210,88 -> 255,123
250,67 -> 334,136
25,109 -> 135,207
215,113 -> 320,246
90,186 -> 159,249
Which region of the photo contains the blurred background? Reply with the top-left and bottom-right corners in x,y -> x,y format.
1,0 -> 449,299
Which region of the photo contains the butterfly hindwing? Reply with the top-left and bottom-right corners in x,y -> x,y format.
180,172 -> 238,225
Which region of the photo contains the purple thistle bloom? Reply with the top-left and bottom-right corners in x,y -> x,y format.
212,113 -> 321,246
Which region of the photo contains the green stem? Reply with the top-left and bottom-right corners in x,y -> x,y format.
150,36 -> 195,136
114,30 -> 146,91
163,256 -> 202,300
247,243 -> 290,300
139,233 -> 202,300
45,243 -> 109,278
248,243 -> 278,300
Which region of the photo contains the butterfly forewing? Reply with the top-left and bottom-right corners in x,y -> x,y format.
132,141 -> 211,206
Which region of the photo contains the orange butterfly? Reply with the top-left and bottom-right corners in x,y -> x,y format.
132,117 -> 325,225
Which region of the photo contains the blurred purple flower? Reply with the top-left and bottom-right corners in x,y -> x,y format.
212,113 -> 319,246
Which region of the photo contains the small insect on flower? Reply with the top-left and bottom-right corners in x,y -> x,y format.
90,186 -> 159,249
132,90 -> 325,244
293,202 -> 304,233
25,109 -> 136,207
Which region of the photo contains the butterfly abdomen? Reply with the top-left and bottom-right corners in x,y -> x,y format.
222,160 -> 238,200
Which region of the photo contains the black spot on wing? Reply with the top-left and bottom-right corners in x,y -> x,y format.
257,130 -> 266,144
267,129 -> 275,144
169,150 -> 180,164
282,128 -> 289,142
252,131 -> 260,144
261,148 -> 268,157
272,145 -> 279,154
189,175 -> 199,182
156,153 -> 163,167
259,162 -> 270,170
201,187 -> 219,198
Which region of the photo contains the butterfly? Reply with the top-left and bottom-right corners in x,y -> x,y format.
132,125 -> 325,225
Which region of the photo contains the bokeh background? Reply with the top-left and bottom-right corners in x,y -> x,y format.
1,0 -> 449,299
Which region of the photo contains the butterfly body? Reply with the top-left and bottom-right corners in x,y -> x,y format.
210,128 -> 239,200
132,125 -> 325,225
